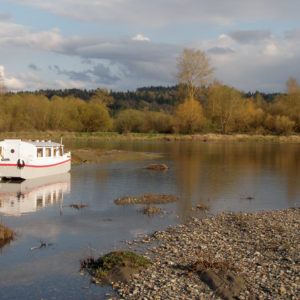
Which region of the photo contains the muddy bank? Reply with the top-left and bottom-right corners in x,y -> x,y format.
114,193 -> 179,205
0,224 -> 14,248
71,149 -> 163,166
115,208 -> 299,299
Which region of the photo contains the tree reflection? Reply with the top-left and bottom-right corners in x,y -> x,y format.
171,142 -> 300,217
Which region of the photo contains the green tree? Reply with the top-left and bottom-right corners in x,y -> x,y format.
80,103 -> 112,132
114,109 -> 145,133
90,89 -> 114,107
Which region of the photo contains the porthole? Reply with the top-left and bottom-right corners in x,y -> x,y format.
11,149 -> 15,154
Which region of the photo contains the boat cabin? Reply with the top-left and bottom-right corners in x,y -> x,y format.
0,139 -> 64,163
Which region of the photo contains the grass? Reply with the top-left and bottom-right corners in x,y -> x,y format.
80,250 -> 151,282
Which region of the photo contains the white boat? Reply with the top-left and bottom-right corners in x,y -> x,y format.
0,139 -> 71,180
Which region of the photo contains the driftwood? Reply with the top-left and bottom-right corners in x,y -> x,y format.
30,240 -> 53,251
69,204 -> 88,210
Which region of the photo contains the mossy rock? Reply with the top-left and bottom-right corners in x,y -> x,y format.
81,250 -> 151,284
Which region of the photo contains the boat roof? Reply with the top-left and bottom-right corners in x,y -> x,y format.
27,140 -> 62,147
1,139 -> 62,147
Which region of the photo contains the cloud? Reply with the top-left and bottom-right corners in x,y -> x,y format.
207,47 -> 234,55
9,0 -> 300,28
0,13 -> 12,21
28,63 -> 40,71
0,11 -> 300,92
132,34 -> 150,41
229,30 -> 272,44
0,65 -> 46,91
51,63 -> 121,85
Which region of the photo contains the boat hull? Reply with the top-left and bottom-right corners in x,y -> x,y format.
0,159 -> 71,179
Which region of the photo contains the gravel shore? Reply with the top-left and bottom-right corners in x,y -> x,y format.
114,208 -> 299,300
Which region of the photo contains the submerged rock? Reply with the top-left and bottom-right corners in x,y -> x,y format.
139,206 -> 162,215
145,164 -> 168,171
114,193 -> 179,205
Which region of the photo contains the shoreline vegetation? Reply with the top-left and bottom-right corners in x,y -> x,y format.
111,208 -> 299,299
1,131 -> 300,143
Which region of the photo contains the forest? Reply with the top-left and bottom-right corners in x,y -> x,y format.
0,49 -> 299,135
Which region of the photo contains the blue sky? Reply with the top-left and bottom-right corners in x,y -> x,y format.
0,0 -> 300,92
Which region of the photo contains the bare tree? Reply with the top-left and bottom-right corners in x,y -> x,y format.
0,73 -> 7,95
177,48 -> 215,100
286,77 -> 299,94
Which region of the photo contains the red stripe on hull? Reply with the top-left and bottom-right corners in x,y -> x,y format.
0,159 -> 71,168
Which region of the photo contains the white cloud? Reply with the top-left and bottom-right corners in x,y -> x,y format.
0,65 -> 45,91
132,34 -> 150,41
263,43 -> 279,56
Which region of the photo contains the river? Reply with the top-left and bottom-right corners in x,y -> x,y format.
0,141 -> 299,299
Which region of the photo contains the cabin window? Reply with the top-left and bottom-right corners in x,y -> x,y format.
45,148 -> 51,157
53,148 -> 57,157
10,149 -> 15,154
37,148 -> 43,157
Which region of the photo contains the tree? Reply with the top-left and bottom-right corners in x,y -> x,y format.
286,77 -> 300,94
270,78 -> 300,131
177,48 -> 214,100
90,89 -> 114,107
0,73 -> 7,95
174,97 -> 205,133
206,82 -> 244,134
114,109 -> 145,133
80,103 -> 112,132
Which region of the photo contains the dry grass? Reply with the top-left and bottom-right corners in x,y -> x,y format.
188,254 -> 239,274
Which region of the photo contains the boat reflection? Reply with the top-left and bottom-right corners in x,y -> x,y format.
0,173 -> 70,216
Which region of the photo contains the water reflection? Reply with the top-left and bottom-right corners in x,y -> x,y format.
169,143 -> 300,215
0,173 -> 70,216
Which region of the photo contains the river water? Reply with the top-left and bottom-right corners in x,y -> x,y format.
0,141 -> 299,299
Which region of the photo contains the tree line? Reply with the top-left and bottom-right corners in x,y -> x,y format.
0,48 -> 299,135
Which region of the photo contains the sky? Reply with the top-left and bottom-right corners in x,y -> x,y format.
0,0 -> 300,93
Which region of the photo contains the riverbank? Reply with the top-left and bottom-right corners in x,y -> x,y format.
114,208 -> 299,299
1,131 -> 300,144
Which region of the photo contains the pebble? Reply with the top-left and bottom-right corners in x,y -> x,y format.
113,208 -> 300,299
